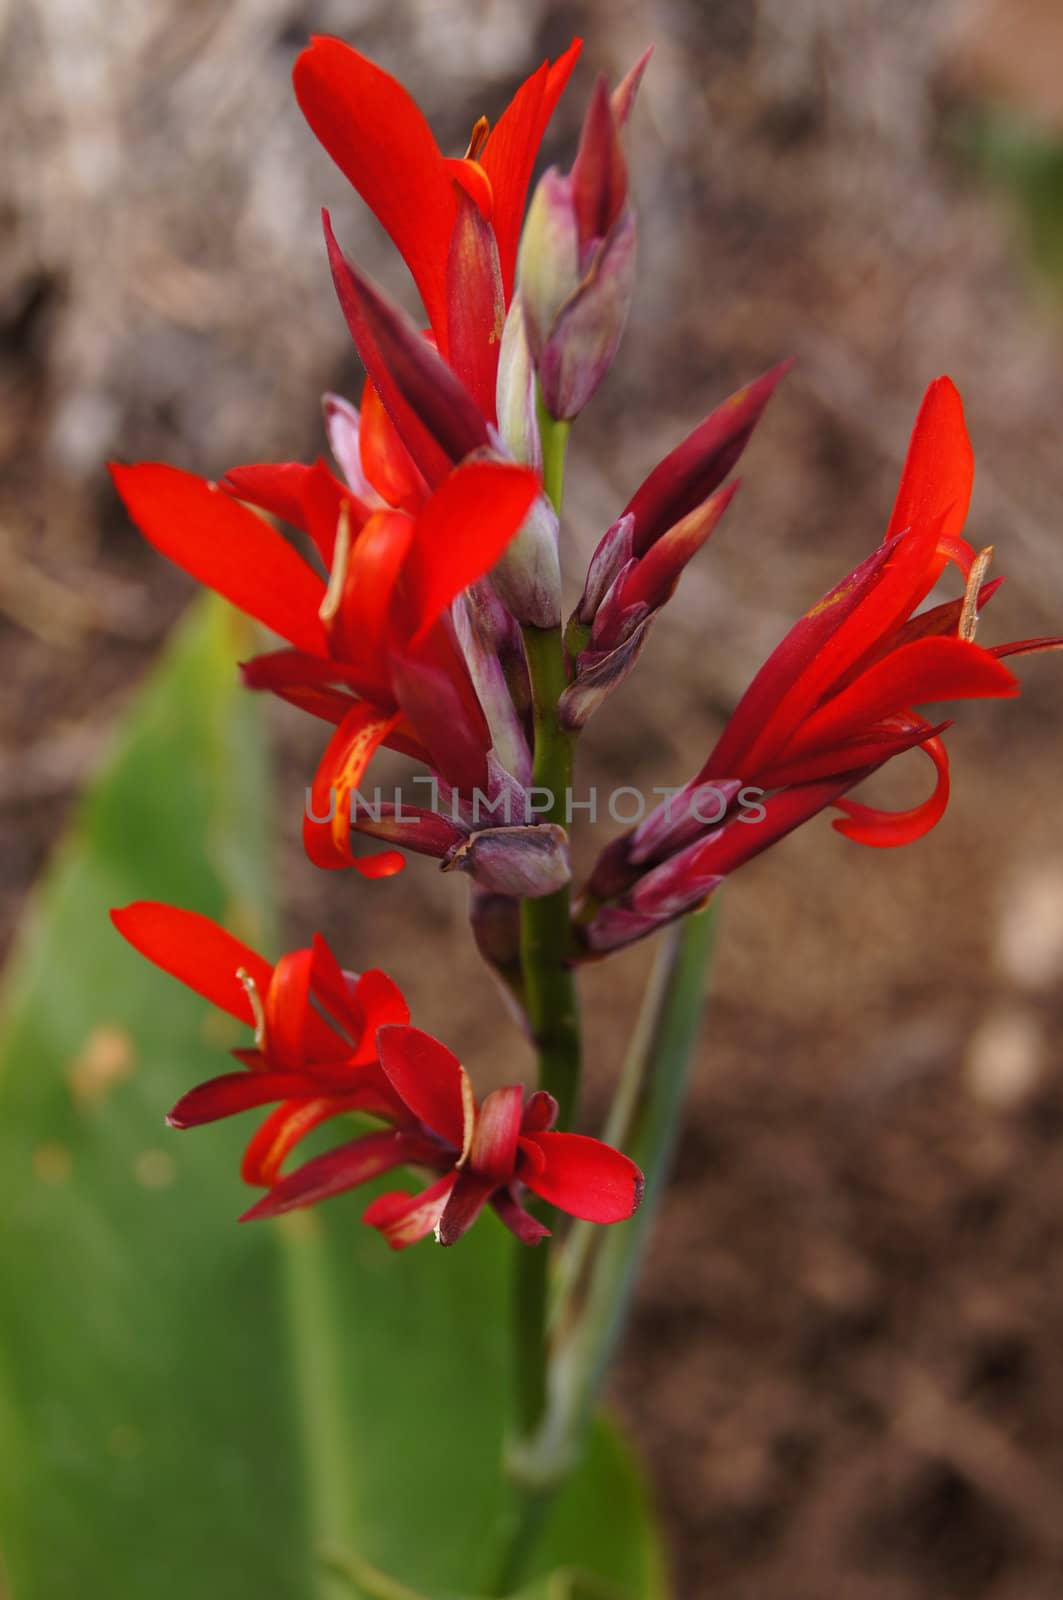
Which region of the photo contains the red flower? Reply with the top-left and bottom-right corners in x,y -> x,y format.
582,377 -> 1060,950
292,35 -> 582,403
244,1025 -> 644,1250
109,454 -> 540,870
110,902 -> 411,1185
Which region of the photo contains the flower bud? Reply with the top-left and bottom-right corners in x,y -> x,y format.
517,78 -> 638,421
443,823 -> 571,899
487,488 -> 562,629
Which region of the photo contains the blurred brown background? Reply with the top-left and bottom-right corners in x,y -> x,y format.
2,0 -> 1063,1595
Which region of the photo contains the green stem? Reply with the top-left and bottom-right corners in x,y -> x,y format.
505,406 -> 580,1577
537,396 -> 570,516
513,904 -> 719,1493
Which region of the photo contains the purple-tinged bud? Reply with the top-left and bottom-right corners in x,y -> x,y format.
453,592 -> 533,784
443,823 -> 571,899
495,296 -> 542,470
574,512 -> 635,628
486,479 -> 562,630
557,619 -> 650,731
517,77 -> 638,422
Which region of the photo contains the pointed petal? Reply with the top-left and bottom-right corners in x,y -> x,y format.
109,464 -> 327,654
357,378 -> 428,512
376,1025 -> 470,1151
491,1186 -> 551,1245
348,969 -> 411,1065
468,1084 -> 523,1182
622,361 -> 792,555
111,902 -> 273,1026
886,376 -> 973,548
323,217 -> 487,485
832,731 -> 951,847
611,47 -> 653,128
168,1071 -> 310,1129
571,77 -> 628,245
480,39 -> 583,300
782,636 -> 1019,761
221,461 -> 317,529
523,1131 -> 644,1223
242,1129 -> 443,1220
363,1172 -> 459,1248
446,183 -> 505,422
619,482 -> 740,615
293,38 -> 455,344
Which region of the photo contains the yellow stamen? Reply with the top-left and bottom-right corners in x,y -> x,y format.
455,1067 -> 477,1168
237,967 -> 267,1049
959,546 -> 994,642
318,503 -> 351,626
465,115 -> 490,163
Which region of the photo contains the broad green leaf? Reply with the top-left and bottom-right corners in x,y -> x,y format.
0,597 -> 665,1599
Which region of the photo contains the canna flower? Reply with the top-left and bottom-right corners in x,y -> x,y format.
244,1025 -> 645,1250
110,903 -> 411,1186
293,35 -> 583,413
110,452 -> 540,873
582,377 -> 1061,951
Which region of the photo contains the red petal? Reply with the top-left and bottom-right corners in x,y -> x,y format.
377,1025 -> 469,1150
468,1084 -> 523,1182
445,184 -> 505,422
523,1132 -> 644,1223
480,39 -> 583,300
886,376 -> 974,548
348,969 -> 411,1065
832,730 -> 951,847
387,629 -> 492,793
242,1129 -> 443,1220
168,1071 -> 309,1129
240,1094 -> 360,1186
491,1187 -> 551,1245
782,636 -> 1019,761
358,379 -> 428,513
110,902 -> 273,1026
333,508 -> 416,680
303,702 -> 403,870
222,462 -> 316,529
521,1090 -> 558,1134
404,460 -> 541,638
362,1172 -> 458,1248
700,538 -> 899,781
293,38 -> 455,345
109,464 -> 327,654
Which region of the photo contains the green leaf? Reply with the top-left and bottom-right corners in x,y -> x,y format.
0,597 -> 665,1599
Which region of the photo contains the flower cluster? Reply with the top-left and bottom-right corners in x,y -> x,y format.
112,903 -> 640,1246
110,35 -> 1057,1242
